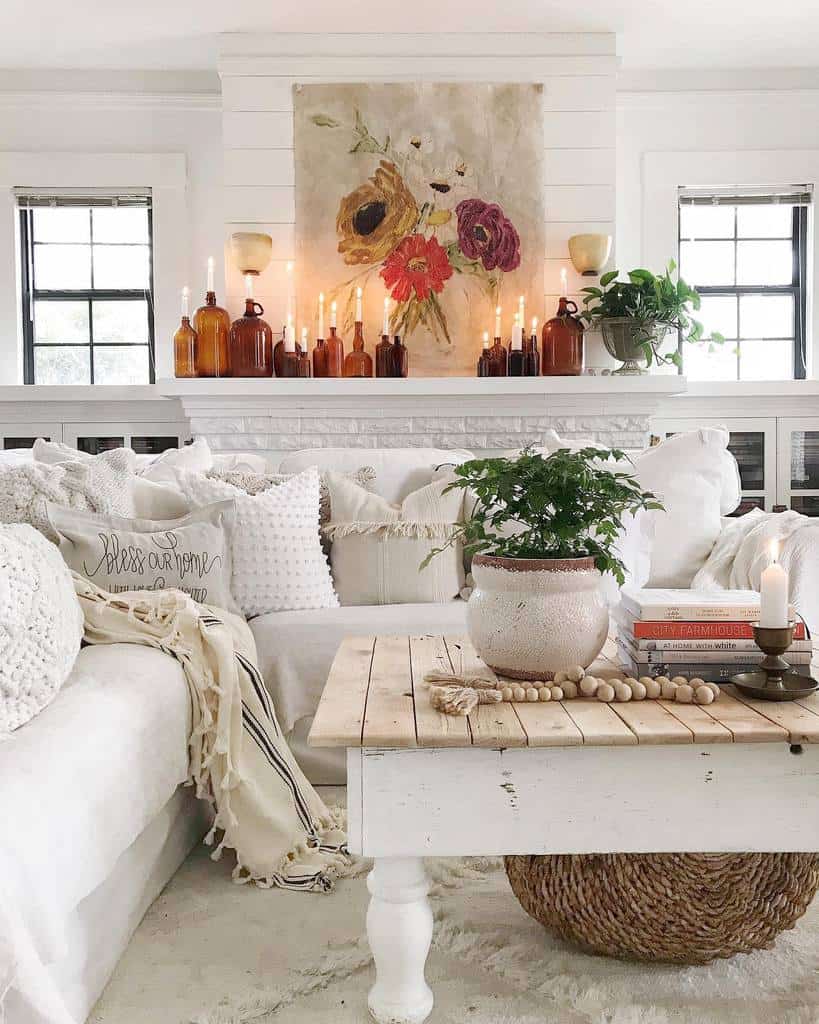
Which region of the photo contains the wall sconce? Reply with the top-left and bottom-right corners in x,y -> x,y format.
230,231 -> 273,276
568,233 -> 612,277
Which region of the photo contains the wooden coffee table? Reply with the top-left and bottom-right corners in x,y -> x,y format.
308,634 -> 819,1024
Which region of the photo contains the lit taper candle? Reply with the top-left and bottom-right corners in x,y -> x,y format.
181,286 -> 190,317
355,286 -> 363,323
382,297 -> 390,335
560,266 -> 568,296
318,292 -> 325,339
244,273 -> 253,300
518,294 -> 525,330
330,300 -> 337,329
285,262 -> 294,323
207,256 -> 214,293
495,305 -> 502,338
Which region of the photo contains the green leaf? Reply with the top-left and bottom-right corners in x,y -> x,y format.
310,113 -> 341,128
599,270 -> 619,287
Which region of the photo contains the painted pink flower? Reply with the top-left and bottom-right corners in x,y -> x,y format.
455,199 -> 521,273
380,234 -> 453,303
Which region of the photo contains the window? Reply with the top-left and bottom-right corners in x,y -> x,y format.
678,186 -> 811,381
18,193 -> 155,385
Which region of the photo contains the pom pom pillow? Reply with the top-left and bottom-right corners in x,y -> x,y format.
0,524 -> 83,733
177,467 -> 337,618
323,471 -> 465,606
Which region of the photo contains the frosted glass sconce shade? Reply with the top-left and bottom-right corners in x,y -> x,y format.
230,232 -> 273,275
568,233 -> 612,277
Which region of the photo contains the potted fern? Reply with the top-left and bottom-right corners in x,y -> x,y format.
580,261 -> 722,374
425,447 -> 661,679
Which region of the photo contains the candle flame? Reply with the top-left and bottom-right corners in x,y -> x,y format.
495,305 -> 501,316
532,317 -> 538,330
483,330 -> 489,342
207,257 -> 213,268
319,292 -> 324,303
331,300 -> 337,312
356,286 -> 363,298
182,286 -> 189,297
286,261 -> 293,273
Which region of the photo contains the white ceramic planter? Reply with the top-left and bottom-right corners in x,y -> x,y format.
467,554 -> 609,680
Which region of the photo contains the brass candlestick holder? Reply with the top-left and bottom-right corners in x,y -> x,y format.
732,623 -> 818,701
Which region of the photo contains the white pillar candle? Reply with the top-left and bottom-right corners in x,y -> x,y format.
355,286 -> 363,323
284,322 -> 296,353
383,297 -> 390,335
330,300 -> 337,329
285,262 -> 294,323
244,273 -> 253,300
207,256 -> 214,293
181,286 -> 190,318
560,267 -> 568,296
318,292 -> 325,339
759,539 -> 789,627
494,305 -> 501,338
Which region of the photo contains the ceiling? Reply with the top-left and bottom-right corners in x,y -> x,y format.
0,0 -> 817,72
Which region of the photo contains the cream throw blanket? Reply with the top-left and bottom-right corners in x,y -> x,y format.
73,574 -> 349,891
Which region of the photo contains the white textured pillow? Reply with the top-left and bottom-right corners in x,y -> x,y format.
139,437 -> 213,484
0,524 -> 83,733
48,501 -> 238,612
323,471 -> 465,606
0,450 -> 137,542
177,467 -> 337,618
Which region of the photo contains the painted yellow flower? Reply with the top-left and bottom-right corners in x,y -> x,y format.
427,209 -> 452,227
336,161 -> 419,266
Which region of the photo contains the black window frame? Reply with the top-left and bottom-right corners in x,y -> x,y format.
19,196 -> 156,385
677,196 -> 809,380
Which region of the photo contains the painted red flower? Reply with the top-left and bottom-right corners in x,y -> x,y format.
455,198 -> 521,273
380,234 -> 453,303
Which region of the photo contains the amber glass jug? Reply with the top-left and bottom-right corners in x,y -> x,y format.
193,292 -> 231,377
229,300 -> 273,377
542,298 -> 585,376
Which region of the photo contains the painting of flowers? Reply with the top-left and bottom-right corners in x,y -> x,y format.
294,82 -> 545,376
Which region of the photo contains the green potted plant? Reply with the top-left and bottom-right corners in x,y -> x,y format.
579,260 -> 723,374
424,447 -> 662,679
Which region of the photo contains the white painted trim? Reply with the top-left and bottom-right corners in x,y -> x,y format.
0,152 -> 186,190
217,55 -> 618,78
0,92 -> 219,112
617,89 -> 819,110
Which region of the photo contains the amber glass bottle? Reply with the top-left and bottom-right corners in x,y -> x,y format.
229,300 -> 273,376
542,298 -> 585,376
297,347 -> 312,377
375,334 -> 392,377
523,330 -> 540,377
389,335 -> 408,378
488,337 -> 508,377
193,292 -> 231,377
174,316 -> 198,378
325,325 -> 344,376
343,321 -> 373,378
477,334 -> 492,377
312,337 -> 329,377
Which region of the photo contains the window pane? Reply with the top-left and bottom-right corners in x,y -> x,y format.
740,338 -> 793,380
34,243 -> 91,289
679,204 -> 734,240
728,432 -> 765,490
683,339 -> 737,381
736,240 -> 792,285
92,300 -> 149,344
736,204 -> 793,238
791,431 -> 819,489
92,245 -> 150,289
34,345 -> 90,385
93,345 -> 150,385
679,241 -> 734,286
34,300 -> 89,344
32,207 -> 90,243
739,294 -> 794,339
697,295 -> 738,339
92,207 -> 149,244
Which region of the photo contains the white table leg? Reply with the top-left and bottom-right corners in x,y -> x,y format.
366,857 -> 434,1024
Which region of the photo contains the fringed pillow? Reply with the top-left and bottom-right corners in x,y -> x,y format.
323,471 -> 464,606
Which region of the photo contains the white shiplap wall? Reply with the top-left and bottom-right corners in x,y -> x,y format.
218,33 -> 616,365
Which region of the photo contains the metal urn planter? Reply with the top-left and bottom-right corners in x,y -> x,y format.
600,317 -> 669,375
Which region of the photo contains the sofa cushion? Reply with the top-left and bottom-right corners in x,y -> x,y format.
279,447 -> 474,505
249,600 -> 469,736
0,643 -> 191,959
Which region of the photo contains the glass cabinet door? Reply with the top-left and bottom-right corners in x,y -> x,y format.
778,418 -> 819,516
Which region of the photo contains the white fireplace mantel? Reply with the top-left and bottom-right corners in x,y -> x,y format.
155,376 -> 688,453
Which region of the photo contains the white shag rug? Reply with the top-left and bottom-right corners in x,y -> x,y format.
91,826 -> 819,1024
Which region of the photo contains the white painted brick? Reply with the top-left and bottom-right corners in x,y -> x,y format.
208,434 -> 272,450
376,434 -> 437,448
465,416 -> 522,432
299,417 -> 359,434
523,416 -> 573,432
250,416 -> 300,434
191,417 -> 246,434
444,434 -> 487,450
411,416 -> 466,433
358,418 -> 413,434
296,434 -> 378,449
485,434 -> 532,450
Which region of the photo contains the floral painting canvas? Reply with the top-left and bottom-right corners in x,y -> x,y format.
294,82 -> 545,376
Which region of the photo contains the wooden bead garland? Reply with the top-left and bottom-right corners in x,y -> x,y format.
424,664 -> 721,716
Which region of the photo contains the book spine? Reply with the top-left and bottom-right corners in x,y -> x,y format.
629,620 -> 807,640
621,646 -> 812,665
632,637 -> 814,653
622,660 -> 814,681
621,601 -> 763,621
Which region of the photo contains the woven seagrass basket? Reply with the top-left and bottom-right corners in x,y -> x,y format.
505,852 -> 819,965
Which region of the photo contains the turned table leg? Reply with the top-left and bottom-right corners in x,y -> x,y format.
366,857 -> 434,1024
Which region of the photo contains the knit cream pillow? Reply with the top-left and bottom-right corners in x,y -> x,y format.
323,470 -> 465,606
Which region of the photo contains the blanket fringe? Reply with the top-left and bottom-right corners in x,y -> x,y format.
322,520 -> 457,540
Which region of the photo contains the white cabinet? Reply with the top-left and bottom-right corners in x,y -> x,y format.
777,418 -> 819,516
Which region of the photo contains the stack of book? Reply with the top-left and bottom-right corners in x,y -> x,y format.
617,587 -> 813,682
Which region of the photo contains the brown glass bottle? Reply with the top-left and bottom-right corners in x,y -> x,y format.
312,337 -> 329,377
229,300 -> 273,377
477,336 -> 492,377
193,292 -> 231,377
273,329 -> 286,378
488,337 -> 508,377
389,335 -> 408,378
508,343 -> 525,377
297,346 -> 312,377
174,317 -> 198,378
279,348 -> 300,378
375,334 -> 392,377
523,332 -> 540,376
542,298 -> 585,376
343,322 -> 373,378
325,326 -> 344,377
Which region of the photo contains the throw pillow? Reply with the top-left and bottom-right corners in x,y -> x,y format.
48,501 -> 238,612
0,524 -> 84,733
176,467 -> 338,618
0,450 -> 137,542
323,471 -> 465,606
138,436 -> 213,484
